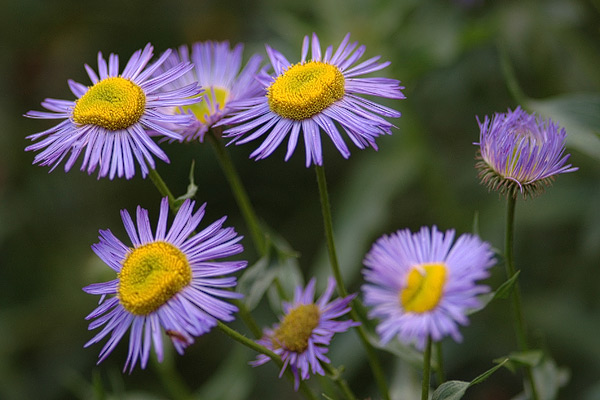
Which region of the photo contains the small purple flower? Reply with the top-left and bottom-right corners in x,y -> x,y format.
251,277 -> 358,390
25,43 -> 202,179
220,33 -> 405,166
475,106 -> 578,198
157,41 -> 264,142
84,197 -> 247,372
362,226 -> 495,350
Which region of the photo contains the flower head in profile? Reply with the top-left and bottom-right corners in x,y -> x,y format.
475,106 -> 578,198
157,41 -> 264,142
362,226 -> 495,350
84,197 -> 246,372
221,33 -> 405,166
251,277 -> 358,390
25,43 -> 202,179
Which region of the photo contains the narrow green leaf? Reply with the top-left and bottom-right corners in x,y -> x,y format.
432,381 -> 470,400
492,270 -> 521,300
494,350 -> 543,373
368,332 -> 425,369
237,255 -> 276,310
174,160 -> 199,207
432,359 -> 508,400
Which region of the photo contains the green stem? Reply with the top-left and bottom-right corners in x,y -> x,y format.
435,341 -> 445,385
505,196 -> 539,400
146,166 -> 263,339
314,164 -> 390,400
148,167 -> 177,212
216,321 -> 318,400
323,363 -> 358,400
421,336 -> 432,400
207,130 -> 267,256
151,349 -> 193,400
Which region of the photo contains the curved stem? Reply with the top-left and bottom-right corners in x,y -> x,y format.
216,321 -> 318,400
421,336 -> 432,400
314,164 -> 390,400
147,166 -> 263,339
505,196 -> 539,400
323,363 -> 358,400
148,167 -> 177,212
207,130 -> 267,257
151,348 -> 193,400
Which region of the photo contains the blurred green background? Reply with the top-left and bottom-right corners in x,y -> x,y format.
1,0 -> 599,399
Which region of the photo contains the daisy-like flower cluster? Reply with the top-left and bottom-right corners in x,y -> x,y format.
475,106 -> 578,198
25,43 -> 202,179
221,33 -> 405,166
84,197 -> 247,372
156,41 -> 264,142
251,277 -> 358,390
362,226 -> 495,349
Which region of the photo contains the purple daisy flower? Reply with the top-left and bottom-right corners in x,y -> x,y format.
475,106 -> 578,198
156,41 -> 264,142
220,33 -> 406,166
251,277 -> 358,390
25,43 -> 202,179
84,197 -> 247,372
362,226 -> 495,350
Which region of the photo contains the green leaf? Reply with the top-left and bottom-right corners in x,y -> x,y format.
237,255 -> 277,310
467,270 -> 520,315
368,332 -> 425,369
174,160 -> 199,207
494,350 -> 543,373
432,381 -> 470,400
528,94 -> 600,161
432,358 -> 508,400
492,270 -> 521,300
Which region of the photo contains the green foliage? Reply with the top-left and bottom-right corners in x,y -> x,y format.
432,358 -> 508,400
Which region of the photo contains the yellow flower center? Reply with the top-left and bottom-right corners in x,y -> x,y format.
400,263 -> 448,313
118,241 -> 192,315
73,77 -> 146,131
183,87 -> 230,124
273,304 -> 320,353
267,61 -> 345,120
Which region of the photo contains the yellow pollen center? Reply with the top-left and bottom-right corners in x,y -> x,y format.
118,241 -> 192,315
73,76 -> 146,131
183,87 -> 230,124
267,61 -> 345,120
401,263 -> 448,313
273,304 -> 320,353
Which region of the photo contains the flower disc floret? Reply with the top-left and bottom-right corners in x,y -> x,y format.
267,61 -> 345,120
251,278 -> 358,390
118,241 -> 191,316
362,226 -> 495,349
73,77 -> 146,130
273,304 -> 320,352
25,43 -> 202,179
475,106 -> 577,198
154,41 -> 264,142
83,197 -> 247,372
401,263 -> 447,313
221,33 -> 405,167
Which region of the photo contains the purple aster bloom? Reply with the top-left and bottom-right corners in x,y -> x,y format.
362,226 -> 495,350
251,277 -> 358,390
220,33 -> 406,166
84,197 -> 247,372
156,41 -> 264,142
25,43 -> 202,179
475,106 -> 578,198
